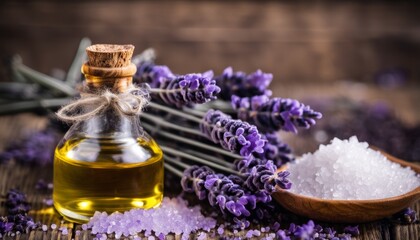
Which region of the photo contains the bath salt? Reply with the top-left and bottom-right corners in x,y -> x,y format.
87,197 -> 216,238
288,136 -> 420,200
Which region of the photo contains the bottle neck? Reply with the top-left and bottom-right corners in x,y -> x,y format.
81,62 -> 137,93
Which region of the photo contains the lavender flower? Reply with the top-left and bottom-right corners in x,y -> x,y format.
135,62 -> 175,88
181,166 -> 256,219
231,95 -> 322,133
135,62 -> 220,107
215,67 -> 272,100
253,133 -> 294,167
5,189 -> 31,215
200,109 -> 265,156
276,220 -> 357,240
0,130 -> 59,165
0,189 -> 38,236
235,157 -> 291,194
181,165 -> 214,200
393,207 -> 418,224
0,218 -> 14,236
152,72 -> 221,107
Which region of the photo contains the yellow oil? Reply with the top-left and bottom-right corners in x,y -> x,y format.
53,137 -> 163,223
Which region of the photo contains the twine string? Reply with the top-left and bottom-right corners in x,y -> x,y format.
56,86 -> 149,122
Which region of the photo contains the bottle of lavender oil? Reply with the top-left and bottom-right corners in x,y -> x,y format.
53,44 -> 163,223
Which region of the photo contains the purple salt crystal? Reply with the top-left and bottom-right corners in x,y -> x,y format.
217,226 -> 224,235
61,227 -> 68,235
245,230 -> 254,238
232,95 -> 322,134
42,225 -> 48,231
200,109 -> 265,156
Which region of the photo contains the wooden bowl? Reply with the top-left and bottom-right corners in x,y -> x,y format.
272,151 -> 420,223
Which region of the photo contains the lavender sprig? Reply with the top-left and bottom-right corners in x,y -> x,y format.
200,109 -> 265,157
135,62 -> 221,107
181,165 -> 257,219
235,157 -> 292,194
231,95 -> 322,133
215,67 -> 273,100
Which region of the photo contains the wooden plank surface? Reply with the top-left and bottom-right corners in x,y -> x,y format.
0,111 -> 419,239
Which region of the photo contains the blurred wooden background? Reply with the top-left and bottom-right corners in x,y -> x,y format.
0,1 -> 419,123
0,1 -> 419,86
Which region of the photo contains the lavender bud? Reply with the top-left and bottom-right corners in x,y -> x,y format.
231,95 -> 322,134
200,109 -> 265,156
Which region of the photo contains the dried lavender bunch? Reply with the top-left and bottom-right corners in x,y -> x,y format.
231,95 -> 322,133
0,129 -> 59,165
135,62 -> 220,107
200,109 -> 265,157
215,67 -> 273,100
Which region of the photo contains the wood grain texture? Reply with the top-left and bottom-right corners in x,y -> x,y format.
0,1 -> 419,84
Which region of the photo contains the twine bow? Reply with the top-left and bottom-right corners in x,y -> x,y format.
56,86 -> 149,122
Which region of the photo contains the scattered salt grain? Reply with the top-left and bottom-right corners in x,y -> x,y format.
42,225 -> 48,231
61,227 -> 68,235
197,232 -> 207,240
288,136 -> 420,200
87,197 -> 216,238
51,224 -> 57,230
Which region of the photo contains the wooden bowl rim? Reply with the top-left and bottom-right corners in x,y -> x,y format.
275,148 -> 420,204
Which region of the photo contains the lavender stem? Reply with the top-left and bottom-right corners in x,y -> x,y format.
142,122 -> 241,159
183,149 -> 234,168
65,38 -> 91,86
142,113 -> 203,136
164,156 -> 191,169
148,102 -> 202,123
181,107 -> 206,117
164,163 -> 184,178
12,56 -> 76,96
160,146 -> 241,176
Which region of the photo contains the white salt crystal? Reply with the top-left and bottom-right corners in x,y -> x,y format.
288,136 -> 420,200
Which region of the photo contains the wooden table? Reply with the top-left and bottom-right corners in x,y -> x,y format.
0,113 -> 419,240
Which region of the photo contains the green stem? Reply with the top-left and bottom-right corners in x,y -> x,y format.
148,102 -> 202,123
161,145 -> 241,176
164,155 -> 191,169
142,122 -> 240,160
183,149 -> 234,168
181,107 -> 206,117
0,98 -> 71,115
12,58 -> 76,96
164,163 -> 183,178
65,38 -> 91,86
141,112 -> 203,136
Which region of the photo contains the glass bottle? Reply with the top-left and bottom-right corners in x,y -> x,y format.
53,44 -> 163,223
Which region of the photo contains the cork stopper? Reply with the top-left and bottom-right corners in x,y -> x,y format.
86,44 -> 134,68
